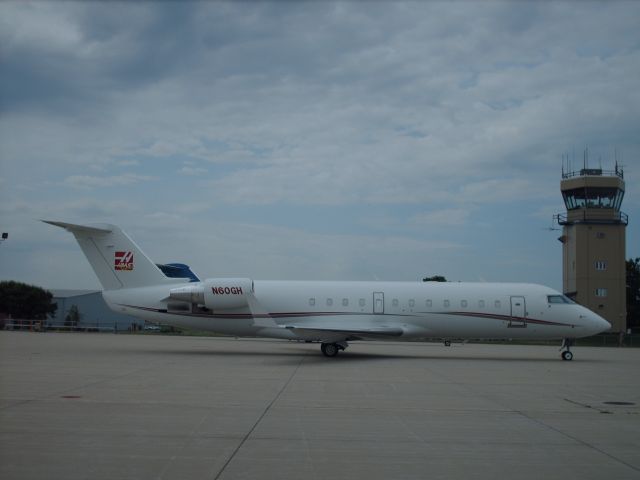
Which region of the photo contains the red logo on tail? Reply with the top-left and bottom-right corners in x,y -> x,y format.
115,251 -> 134,271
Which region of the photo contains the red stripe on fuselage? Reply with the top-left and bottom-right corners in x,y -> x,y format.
118,304 -> 573,327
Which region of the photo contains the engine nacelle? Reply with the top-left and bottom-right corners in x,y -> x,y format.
169,278 -> 253,310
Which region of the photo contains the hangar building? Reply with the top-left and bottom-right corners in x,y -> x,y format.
50,290 -> 141,331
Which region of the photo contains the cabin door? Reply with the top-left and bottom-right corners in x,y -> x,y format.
373,292 -> 384,314
509,296 -> 527,328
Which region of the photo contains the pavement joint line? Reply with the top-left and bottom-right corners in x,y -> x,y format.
512,409 -> 640,473
403,351 -> 640,474
156,401 -> 217,480
563,397 -> 612,414
430,352 -> 638,472
296,408 -> 321,480
212,352 -> 308,480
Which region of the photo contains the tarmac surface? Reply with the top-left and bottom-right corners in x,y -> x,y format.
1,331 -> 639,480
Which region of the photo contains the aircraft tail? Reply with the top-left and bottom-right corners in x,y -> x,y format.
44,221 -> 173,291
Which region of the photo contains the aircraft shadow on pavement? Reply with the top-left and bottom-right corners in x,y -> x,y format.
140,346 -> 601,364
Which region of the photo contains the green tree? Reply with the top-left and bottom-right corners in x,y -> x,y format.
0,281 -> 57,320
627,258 -> 640,330
64,305 -> 81,328
423,275 -> 447,282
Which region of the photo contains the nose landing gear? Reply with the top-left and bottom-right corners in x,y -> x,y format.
560,338 -> 574,361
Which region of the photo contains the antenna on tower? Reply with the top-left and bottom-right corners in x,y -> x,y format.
583,147 -> 589,170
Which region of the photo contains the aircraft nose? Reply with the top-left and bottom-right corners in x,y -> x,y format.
591,312 -> 611,334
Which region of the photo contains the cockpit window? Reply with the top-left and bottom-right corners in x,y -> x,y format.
547,295 -> 573,304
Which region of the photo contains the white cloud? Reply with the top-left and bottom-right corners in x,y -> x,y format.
411,209 -> 470,227
0,1 -> 638,289
63,174 -> 156,188
178,166 -> 207,176
0,3 -> 83,52
117,160 -> 140,167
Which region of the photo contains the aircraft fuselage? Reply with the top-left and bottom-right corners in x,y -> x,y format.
104,280 -> 607,342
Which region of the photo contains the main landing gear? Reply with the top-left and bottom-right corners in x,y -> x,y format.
320,342 -> 348,357
560,338 -> 574,361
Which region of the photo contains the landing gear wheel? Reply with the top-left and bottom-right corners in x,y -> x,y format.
444,340 -> 451,347
561,350 -> 573,361
321,343 -> 339,357
560,338 -> 574,361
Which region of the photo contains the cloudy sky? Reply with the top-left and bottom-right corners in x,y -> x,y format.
1,1 -> 638,291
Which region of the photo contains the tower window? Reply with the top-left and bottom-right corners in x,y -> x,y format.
562,187 -> 624,210
595,288 -> 608,297
595,261 -> 607,271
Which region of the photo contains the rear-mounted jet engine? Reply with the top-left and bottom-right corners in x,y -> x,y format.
169,278 -> 254,310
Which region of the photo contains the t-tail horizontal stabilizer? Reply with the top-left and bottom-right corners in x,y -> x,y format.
43,220 -> 175,291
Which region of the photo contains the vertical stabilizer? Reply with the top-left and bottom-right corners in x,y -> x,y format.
43,221 -> 172,290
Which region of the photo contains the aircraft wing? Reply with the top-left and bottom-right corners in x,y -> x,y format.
283,324 -> 404,342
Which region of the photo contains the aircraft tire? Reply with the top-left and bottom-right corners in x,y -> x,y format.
561,351 -> 573,361
321,343 -> 339,357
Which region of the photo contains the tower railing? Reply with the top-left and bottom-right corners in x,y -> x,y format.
555,211 -> 628,225
561,167 -> 624,180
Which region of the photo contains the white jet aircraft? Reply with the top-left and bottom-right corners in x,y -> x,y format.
45,221 -> 610,360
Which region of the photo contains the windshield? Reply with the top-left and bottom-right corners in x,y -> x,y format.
547,295 -> 574,304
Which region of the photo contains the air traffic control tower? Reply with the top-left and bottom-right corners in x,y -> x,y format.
556,164 -> 627,332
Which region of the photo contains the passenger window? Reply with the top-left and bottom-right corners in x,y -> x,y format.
392,299 -> 399,307
342,298 -> 349,307
309,298 -> 315,307
359,298 -> 365,307
426,299 -> 432,308
461,300 -> 467,308
409,299 -> 415,308
326,298 -> 333,306
444,300 -> 450,308
494,300 -> 501,309
478,300 -> 485,308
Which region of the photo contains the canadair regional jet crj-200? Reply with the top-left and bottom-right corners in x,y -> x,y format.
45,221 -> 610,360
